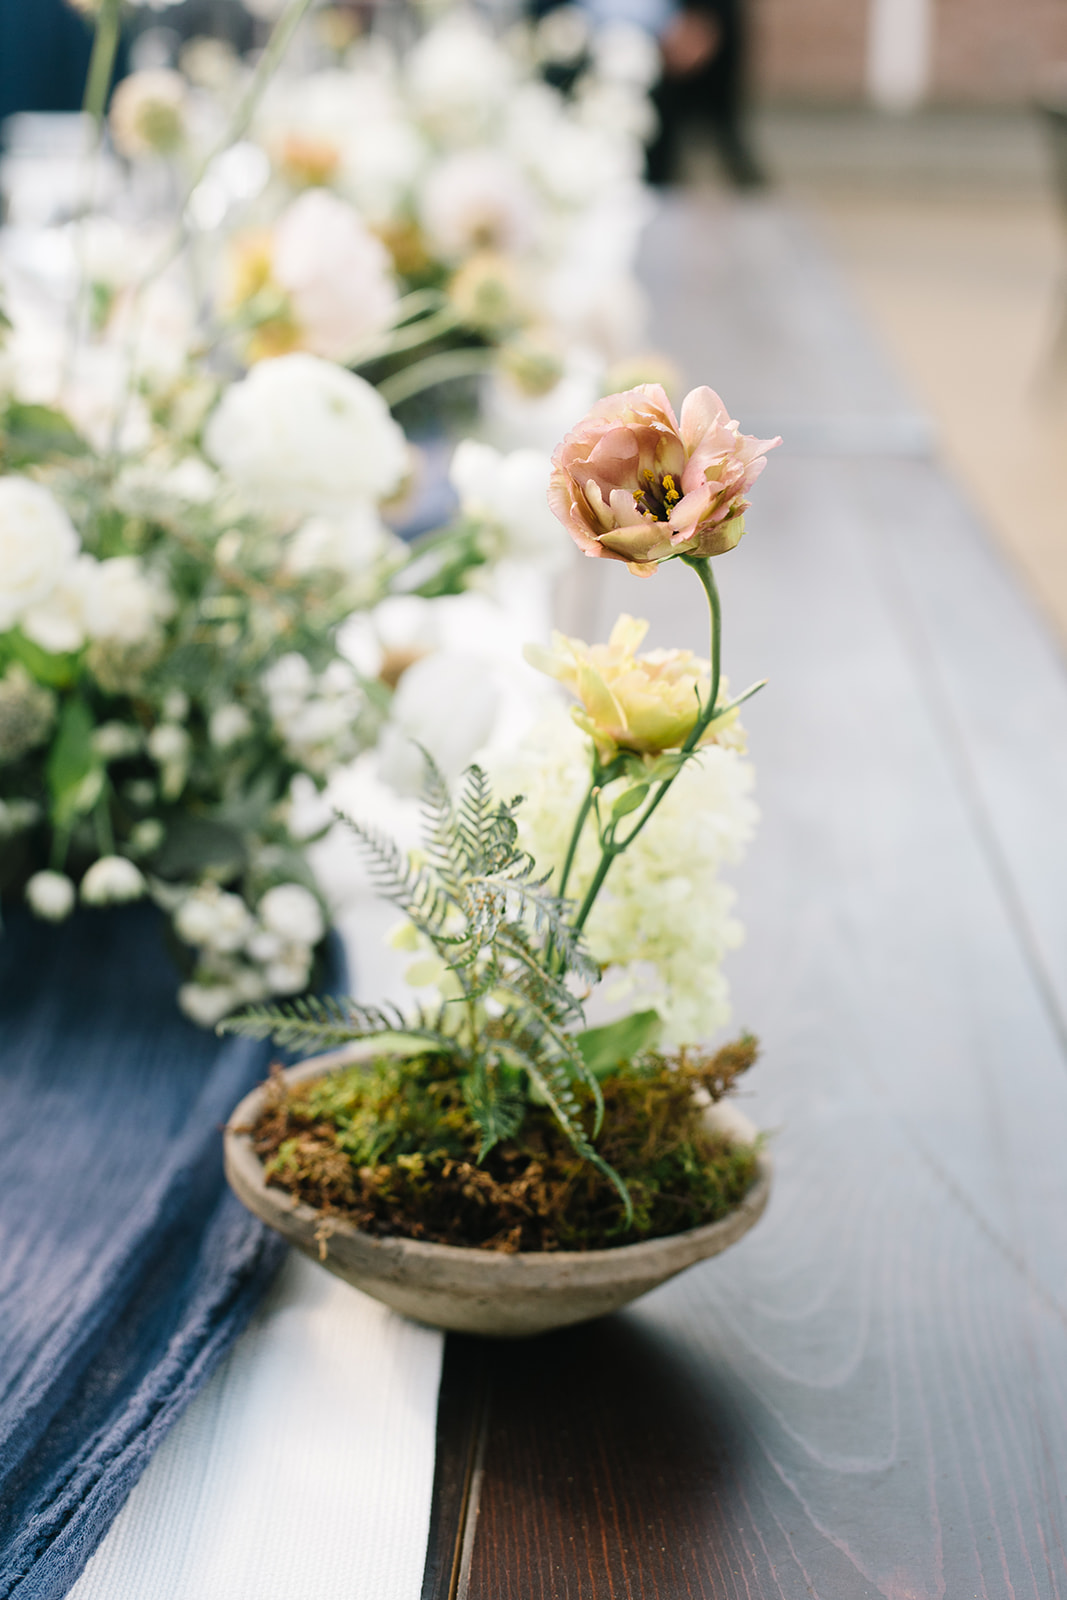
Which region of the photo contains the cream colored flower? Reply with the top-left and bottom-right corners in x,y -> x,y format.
109,70 -> 188,160
525,613 -> 742,763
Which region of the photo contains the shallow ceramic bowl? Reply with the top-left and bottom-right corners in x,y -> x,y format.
224,1047 -> 772,1338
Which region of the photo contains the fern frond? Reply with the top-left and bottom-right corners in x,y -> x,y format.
220,994 -> 458,1058
461,1051 -> 526,1159
495,1031 -> 632,1224
339,812 -> 454,941
466,873 -> 598,986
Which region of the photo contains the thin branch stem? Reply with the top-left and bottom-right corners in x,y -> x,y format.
558,777 -> 597,900
376,348 -> 495,409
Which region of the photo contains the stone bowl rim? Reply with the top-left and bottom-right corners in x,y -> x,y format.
224,1044 -> 773,1281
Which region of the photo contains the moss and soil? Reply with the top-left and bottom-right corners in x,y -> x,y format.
246,1036 -> 762,1253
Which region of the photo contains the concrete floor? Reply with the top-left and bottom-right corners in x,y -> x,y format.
720,109 -> 1067,649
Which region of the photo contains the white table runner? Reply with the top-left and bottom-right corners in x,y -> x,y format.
69,1254 -> 443,1600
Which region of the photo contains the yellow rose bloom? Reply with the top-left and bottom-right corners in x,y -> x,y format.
525,614 -> 742,764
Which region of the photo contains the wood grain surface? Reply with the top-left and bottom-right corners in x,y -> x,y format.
426,192 -> 1067,1600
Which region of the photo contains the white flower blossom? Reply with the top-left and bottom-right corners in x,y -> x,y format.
109,69 -> 188,159
80,855 -> 147,905
178,982 -> 241,1028
378,651 -> 498,796
0,797 -> 39,837
418,150 -> 538,263
0,478 -> 79,633
92,722 -> 141,761
265,950 -> 313,995
406,16 -> 514,143
82,557 -> 175,645
147,722 -> 191,798
208,704 -> 253,748
26,870 -> 76,922
262,652 -> 365,776
174,883 -> 255,953
284,505 -> 398,581
258,883 -> 325,947
204,355 -> 409,516
449,440 -> 568,572
271,189 -> 398,363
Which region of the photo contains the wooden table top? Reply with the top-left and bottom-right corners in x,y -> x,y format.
422,191 -> 1067,1600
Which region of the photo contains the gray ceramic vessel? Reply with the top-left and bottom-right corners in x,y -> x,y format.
224,1047 -> 772,1338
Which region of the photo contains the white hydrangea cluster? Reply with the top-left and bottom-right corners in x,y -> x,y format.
489,706 -> 758,1045
261,652 -> 366,776
175,880 -> 326,1027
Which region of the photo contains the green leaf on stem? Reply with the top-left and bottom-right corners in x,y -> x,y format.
47,697 -> 101,828
610,783 -> 650,821
576,1009 -> 663,1079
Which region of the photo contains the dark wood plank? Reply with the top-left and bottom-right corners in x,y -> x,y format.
444,198 -> 1067,1599
457,463 -> 1067,1599
421,1336 -> 492,1600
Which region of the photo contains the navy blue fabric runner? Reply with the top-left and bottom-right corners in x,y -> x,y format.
0,905 -> 319,1599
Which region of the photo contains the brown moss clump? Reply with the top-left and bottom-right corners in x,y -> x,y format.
245,1036 -> 761,1254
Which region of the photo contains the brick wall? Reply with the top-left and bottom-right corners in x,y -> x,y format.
749,0 -> 1067,104
750,0 -> 868,101
932,0 -> 1067,102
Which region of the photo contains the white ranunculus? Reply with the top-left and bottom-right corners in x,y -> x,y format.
258,883 -> 325,947
418,150 -> 537,263
80,855 -> 146,905
203,355 -> 409,515
174,884 -> 254,953
82,556 -> 175,645
26,870 -> 76,922
0,477 -> 79,633
272,190 -> 397,364
208,704 -> 253,748
449,440 -> 567,572
378,651 -> 499,795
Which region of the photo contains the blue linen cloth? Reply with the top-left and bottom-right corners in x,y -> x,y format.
0,905 -> 330,1600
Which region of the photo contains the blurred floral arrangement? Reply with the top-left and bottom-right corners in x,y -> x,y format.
0,0 -> 673,1027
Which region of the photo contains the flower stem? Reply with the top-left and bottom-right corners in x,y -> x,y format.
569,555 -> 724,935
558,777 -> 597,900
571,841 -> 618,935
351,307 -> 464,369
376,348 -> 495,409
82,0 -> 122,127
